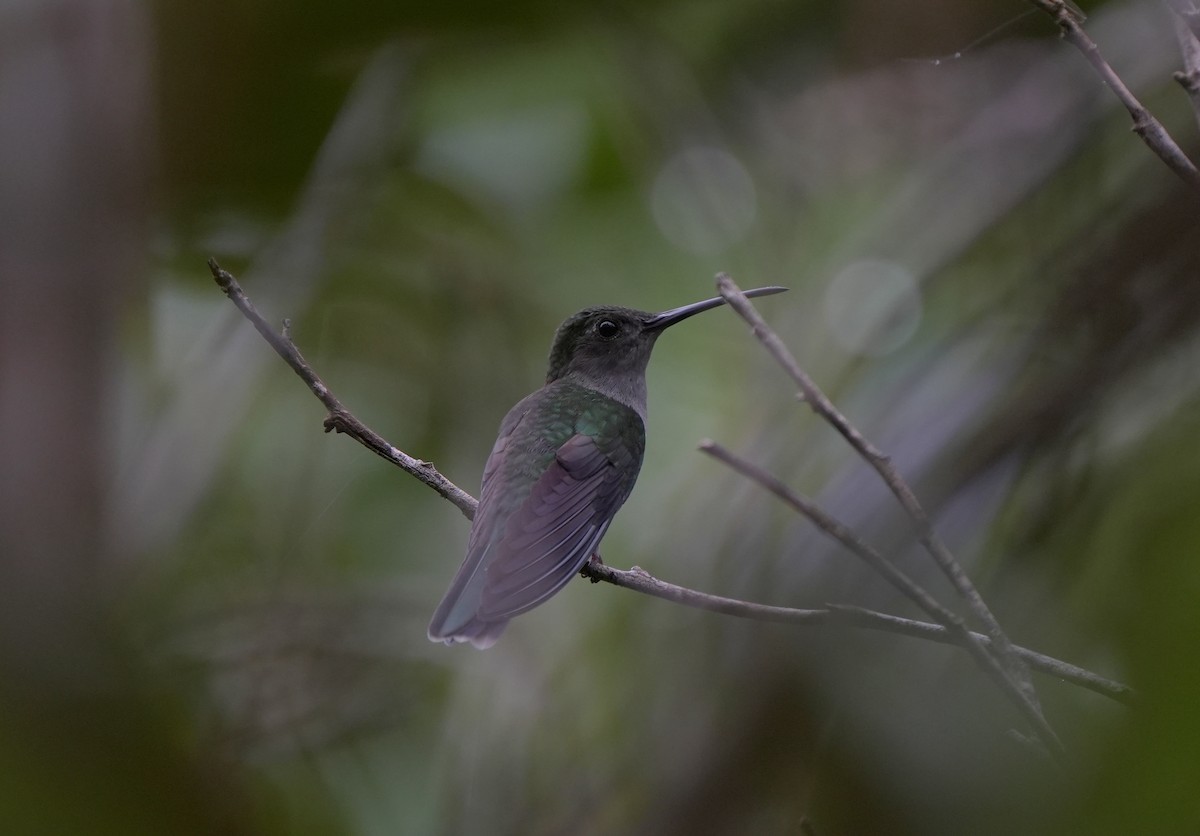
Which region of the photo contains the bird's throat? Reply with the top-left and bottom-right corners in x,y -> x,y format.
564,369 -> 649,422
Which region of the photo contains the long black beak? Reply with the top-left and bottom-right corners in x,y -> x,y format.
645,286 -> 787,332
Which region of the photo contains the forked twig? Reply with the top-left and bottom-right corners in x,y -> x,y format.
715,273 -> 1064,760
1029,0 -> 1200,194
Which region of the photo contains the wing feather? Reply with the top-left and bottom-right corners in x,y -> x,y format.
478,433 -> 633,620
428,382 -> 645,647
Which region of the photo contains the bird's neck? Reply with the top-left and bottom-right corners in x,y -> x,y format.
562,369 -> 648,422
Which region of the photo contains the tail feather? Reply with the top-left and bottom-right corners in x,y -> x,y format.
428,617 -> 508,650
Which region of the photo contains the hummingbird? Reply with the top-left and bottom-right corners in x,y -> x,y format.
428,285 -> 786,648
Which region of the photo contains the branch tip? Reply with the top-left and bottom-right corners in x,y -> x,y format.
713,272 -> 1064,759
207,257 -> 234,291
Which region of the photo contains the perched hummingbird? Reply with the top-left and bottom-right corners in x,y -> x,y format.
428,286 -> 786,648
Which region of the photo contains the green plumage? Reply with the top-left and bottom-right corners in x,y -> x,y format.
427,285 -> 785,648
485,381 -> 645,525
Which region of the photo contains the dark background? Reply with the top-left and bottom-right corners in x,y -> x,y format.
1,0 -> 1197,832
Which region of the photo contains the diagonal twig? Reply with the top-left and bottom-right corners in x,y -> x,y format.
584,561 -> 1133,705
1029,0 -> 1200,194
715,277 -> 1035,681
715,273 -> 1064,760
209,258 -> 476,519
700,440 -> 1065,760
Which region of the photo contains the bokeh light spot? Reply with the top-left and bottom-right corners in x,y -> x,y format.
823,259 -> 922,356
650,146 -> 757,256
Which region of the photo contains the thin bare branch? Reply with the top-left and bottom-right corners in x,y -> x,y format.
581,561 -> 1132,704
697,442 -> 967,630
1169,2 -> 1200,131
714,274 -> 1044,718
581,559 -> 825,624
1164,0 -> 1200,41
1029,0 -> 1200,194
699,439 -> 1065,760
209,259 -> 477,520
825,604 -> 1133,705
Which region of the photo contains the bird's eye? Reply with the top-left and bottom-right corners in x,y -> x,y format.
596,320 -> 620,339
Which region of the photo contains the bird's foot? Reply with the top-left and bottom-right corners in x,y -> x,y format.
582,551 -> 605,583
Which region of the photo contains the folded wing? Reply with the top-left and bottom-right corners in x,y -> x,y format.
478,432 -> 637,620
